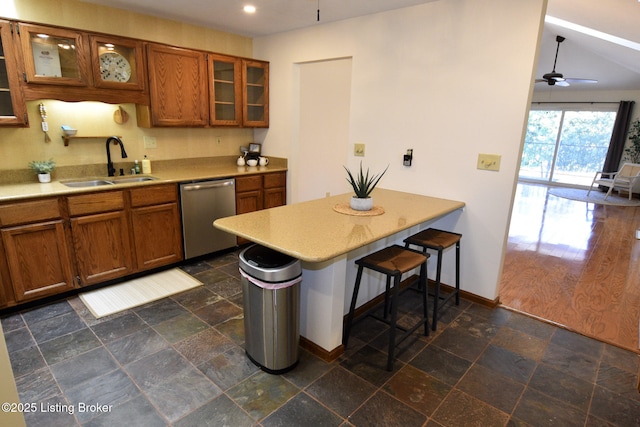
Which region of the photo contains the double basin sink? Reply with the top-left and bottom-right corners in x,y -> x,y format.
62,176 -> 158,188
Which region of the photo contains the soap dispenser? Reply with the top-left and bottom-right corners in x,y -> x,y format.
142,155 -> 151,174
134,160 -> 141,174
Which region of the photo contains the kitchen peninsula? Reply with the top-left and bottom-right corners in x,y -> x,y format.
214,188 -> 465,358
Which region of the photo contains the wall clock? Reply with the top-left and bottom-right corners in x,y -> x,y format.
99,52 -> 131,82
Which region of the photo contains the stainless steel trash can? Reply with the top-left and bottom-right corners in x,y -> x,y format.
239,244 -> 302,374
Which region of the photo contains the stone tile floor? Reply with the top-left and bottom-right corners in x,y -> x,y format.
2,249 -> 640,426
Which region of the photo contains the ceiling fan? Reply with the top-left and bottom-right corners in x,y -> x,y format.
536,35 -> 598,87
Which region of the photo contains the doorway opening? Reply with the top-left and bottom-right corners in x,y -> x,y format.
294,58 -> 353,203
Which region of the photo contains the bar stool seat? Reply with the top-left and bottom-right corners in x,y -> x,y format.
343,245 -> 430,371
404,228 -> 461,331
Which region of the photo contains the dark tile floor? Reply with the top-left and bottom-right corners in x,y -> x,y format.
2,249 -> 640,426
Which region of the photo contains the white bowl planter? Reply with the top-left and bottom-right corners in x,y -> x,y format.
38,173 -> 51,183
350,196 -> 373,211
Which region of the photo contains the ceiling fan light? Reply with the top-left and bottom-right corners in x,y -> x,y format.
543,72 -> 564,82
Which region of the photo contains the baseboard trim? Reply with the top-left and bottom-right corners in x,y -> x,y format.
300,337 -> 344,362
300,275 -> 500,363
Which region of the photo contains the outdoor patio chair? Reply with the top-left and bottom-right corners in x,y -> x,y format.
587,162 -> 640,201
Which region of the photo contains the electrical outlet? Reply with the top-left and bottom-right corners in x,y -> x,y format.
354,143 -> 365,157
477,153 -> 501,171
143,136 -> 157,149
216,136 -> 222,145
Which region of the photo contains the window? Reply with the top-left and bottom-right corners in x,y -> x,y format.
519,105 -> 617,186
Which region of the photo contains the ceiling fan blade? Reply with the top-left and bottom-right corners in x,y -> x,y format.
564,78 -> 598,84
535,79 -> 546,83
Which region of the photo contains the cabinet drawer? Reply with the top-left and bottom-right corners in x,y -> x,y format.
130,184 -> 177,208
264,172 -> 286,189
236,175 -> 262,192
67,191 -> 125,216
0,198 -> 61,226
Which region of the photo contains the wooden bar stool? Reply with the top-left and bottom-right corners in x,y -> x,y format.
404,228 -> 461,331
343,245 -> 429,371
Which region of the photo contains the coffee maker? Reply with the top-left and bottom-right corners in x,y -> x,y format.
242,142 -> 261,162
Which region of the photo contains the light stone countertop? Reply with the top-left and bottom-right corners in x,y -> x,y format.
0,157 -> 287,202
214,188 -> 465,263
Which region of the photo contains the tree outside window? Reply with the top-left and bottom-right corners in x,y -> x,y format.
519,106 -> 617,186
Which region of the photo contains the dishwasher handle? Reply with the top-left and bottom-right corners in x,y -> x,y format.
181,180 -> 235,191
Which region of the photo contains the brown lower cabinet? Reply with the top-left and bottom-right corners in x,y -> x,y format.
2,220 -> 75,302
0,183 -> 183,309
129,184 -> 183,270
235,171 -> 286,245
68,190 -> 135,286
0,198 -> 75,303
263,172 -> 287,208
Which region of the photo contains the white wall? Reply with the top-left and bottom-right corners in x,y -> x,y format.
253,0 -> 547,300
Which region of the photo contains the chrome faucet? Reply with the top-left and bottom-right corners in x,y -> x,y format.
106,136 -> 128,177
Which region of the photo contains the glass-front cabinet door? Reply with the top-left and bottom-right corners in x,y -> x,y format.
90,35 -> 145,90
242,60 -> 269,127
19,23 -> 89,86
209,54 -> 241,126
0,20 -> 27,125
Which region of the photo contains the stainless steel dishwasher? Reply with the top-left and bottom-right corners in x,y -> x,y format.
180,178 -> 237,259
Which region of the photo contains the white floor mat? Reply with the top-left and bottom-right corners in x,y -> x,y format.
79,268 -> 202,319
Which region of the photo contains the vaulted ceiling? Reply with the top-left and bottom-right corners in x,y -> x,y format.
80,0 -> 640,91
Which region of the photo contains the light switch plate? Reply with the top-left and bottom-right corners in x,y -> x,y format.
477,153 -> 501,171
143,136 -> 157,149
354,143 -> 365,157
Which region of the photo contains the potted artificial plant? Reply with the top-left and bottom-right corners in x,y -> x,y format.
29,159 -> 56,183
624,119 -> 640,163
344,162 -> 389,211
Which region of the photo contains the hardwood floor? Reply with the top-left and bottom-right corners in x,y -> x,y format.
499,182 -> 640,354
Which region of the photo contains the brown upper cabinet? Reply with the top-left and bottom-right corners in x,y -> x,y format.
142,43 -> 208,127
209,53 -> 242,126
15,22 -> 148,104
0,20 -> 28,126
90,34 -> 146,91
242,60 -> 269,127
0,18 -> 269,127
19,23 -> 90,86
140,48 -> 269,128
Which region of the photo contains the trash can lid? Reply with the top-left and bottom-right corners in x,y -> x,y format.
239,244 -> 302,283
243,244 -> 296,268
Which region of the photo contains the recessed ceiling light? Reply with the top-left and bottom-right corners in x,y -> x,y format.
243,5 -> 256,14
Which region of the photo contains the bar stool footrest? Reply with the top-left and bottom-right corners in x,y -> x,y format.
370,313 -> 429,346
